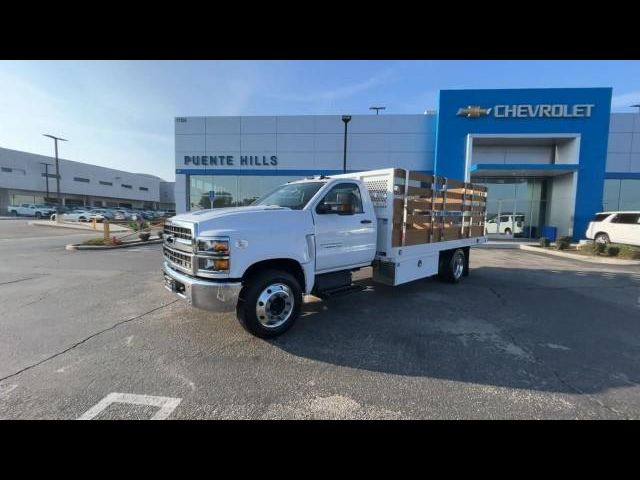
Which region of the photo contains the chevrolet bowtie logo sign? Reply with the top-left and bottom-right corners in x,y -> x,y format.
457,106 -> 492,118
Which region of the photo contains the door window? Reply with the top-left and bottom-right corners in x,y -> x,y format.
612,213 -> 640,224
316,183 -> 363,215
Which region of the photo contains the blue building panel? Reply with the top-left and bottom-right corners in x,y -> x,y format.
435,88 -> 613,240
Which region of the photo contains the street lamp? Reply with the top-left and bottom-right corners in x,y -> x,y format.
631,104 -> 640,113
39,162 -> 53,202
43,134 -> 68,223
341,115 -> 352,173
369,106 -> 386,115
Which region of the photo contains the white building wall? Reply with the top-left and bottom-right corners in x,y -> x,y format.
175,114 -> 436,173
175,114 -> 437,213
0,147 -> 161,204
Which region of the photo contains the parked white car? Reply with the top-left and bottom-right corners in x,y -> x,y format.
50,209 -> 93,222
586,211 -> 640,246
485,214 -> 525,235
8,204 -> 55,218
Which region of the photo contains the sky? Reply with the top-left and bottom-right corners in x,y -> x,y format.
1,60 -> 640,182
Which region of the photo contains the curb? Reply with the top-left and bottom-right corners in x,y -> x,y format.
66,238 -> 163,251
519,245 -> 640,265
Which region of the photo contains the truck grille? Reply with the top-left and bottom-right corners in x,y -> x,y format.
164,223 -> 192,241
163,245 -> 192,271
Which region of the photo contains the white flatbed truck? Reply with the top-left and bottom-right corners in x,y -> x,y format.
162,168 -> 488,337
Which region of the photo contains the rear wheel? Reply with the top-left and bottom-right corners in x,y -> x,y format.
504,228 -> 512,235
438,249 -> 466,284
11,210 -> 17,217
236,269 -> 302,338
35,212 -> 42,219
595,233 -> 610,245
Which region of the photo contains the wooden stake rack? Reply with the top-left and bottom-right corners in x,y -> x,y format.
390,169 -> 487,247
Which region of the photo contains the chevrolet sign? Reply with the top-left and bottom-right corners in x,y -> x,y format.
458,104 -> 595,119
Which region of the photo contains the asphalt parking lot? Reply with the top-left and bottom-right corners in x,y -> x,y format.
1,218 -> 640,419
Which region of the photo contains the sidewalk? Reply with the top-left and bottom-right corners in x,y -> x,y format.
478,239 -> 539,249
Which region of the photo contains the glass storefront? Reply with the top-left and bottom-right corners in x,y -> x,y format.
188,175 -> 306,211
471,177 -> 548,239
603,179 -> 640,211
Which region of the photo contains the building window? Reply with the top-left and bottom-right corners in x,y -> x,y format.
74,177 -> 90,183
121,184 -> 132,189
603,179 -> 640,211
41,172 -> 59,179
1,167 -> 26,175
99,181 -> 113,186
139,187 -> 149,191
188,174 -> 304,211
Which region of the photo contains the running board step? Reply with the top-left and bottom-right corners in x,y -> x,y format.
315,284 -> 365,299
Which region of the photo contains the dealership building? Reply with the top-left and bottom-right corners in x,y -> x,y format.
175,87 -> 639,240
0,147 -> 175,213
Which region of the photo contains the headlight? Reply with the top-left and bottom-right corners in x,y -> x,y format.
196,238 -> 229,256
198,257 -> 229,272
196,237 -> 230,273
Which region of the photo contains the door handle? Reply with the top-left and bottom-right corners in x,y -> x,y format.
361,219 -> 372,224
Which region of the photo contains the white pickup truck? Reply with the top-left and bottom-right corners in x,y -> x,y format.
8,203 -> 56,218
162,168 -> 488,338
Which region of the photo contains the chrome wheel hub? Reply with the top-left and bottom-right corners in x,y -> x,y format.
256,283 -> 294,329
453,254 -> 464,279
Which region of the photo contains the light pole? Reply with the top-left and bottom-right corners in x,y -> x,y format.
39,162 -> 53,202
631,104 -> 640,113
341,115 -> 351,173
43,134 -> 68,223
369,106 -> 386,115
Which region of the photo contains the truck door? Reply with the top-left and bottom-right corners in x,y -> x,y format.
312,181 -> 377,273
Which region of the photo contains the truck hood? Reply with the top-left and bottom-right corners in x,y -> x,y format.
169,206 -> 314,237
171,205 -> 292,223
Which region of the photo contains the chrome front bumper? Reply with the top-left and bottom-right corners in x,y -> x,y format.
162,262 -> 242,312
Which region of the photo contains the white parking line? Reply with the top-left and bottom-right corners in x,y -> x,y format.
78,392 -> 182,420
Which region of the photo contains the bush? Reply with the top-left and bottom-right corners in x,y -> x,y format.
539,237 -> 550,248
606,245 -> 620,257
128,221 -> 149,232
556,236 -> 572,250
618,244 -> 640,259
593,242 -> 606,255
82,238 -> 106,246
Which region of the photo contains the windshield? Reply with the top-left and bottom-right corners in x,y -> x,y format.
251,182 -> 325,210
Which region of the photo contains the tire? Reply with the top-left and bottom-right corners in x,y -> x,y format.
10,210 -> 17,217
438,249 -> 466,284
35,212 -> 42,219
595,232 -> 610,245
504,228 -> 512,235
236,269 -> 302,338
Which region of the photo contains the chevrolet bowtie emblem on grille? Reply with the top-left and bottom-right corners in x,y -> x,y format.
457,106 -> 492,118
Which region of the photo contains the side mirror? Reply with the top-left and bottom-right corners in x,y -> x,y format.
316,203 -> 330,214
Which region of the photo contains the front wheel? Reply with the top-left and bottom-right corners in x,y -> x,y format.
10,210 -> 18,217
236,269 -> 302,338
438,249 -> 466,283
